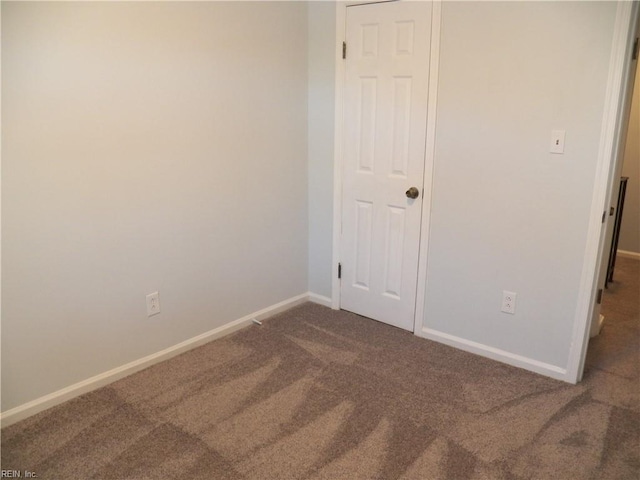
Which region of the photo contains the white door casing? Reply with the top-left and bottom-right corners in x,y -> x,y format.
340,1 -> 432,331
587,11 -> 639,339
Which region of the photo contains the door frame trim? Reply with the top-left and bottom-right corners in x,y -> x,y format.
413,0 -> 442,334
330,2 -> 348,310
331,0 -> 441,335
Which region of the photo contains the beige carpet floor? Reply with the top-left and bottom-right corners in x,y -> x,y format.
2,257 -> 638,479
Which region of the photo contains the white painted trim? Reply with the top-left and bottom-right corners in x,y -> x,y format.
308,292 -> 333,307
419,327 -> 568,382
413,0 -> 441,334
566,1 -> 639,384
331,2 -> 348,310
617,249 -> 640,260
0,293 -> 311,428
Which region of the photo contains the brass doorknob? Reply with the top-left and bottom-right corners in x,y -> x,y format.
405,187 -> 420,199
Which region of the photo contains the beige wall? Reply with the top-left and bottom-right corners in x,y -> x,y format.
619,60 -> 640,254
2,2 -> 308,411
307,2 -> 336,298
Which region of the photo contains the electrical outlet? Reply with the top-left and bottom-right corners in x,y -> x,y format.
501,291 -> 517,314
146,292 -> 160,317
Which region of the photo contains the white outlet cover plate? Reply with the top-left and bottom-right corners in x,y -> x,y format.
146,292 -> 160,317
501,290 -> 517,314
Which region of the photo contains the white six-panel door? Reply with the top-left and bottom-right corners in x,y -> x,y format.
340,1 -> 432,331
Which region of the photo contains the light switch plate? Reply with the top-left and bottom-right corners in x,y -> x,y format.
550,130 -> 565,154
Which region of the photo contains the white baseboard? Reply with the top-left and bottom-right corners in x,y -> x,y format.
419,327 -> 569,382
617,249 -> 640,260
0,292 -> 313,428
307,292 -> 333,307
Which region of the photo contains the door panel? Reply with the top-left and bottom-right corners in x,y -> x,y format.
340,1 -> 432,331
354,200 -> 373,289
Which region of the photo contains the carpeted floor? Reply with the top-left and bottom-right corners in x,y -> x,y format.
2,258 -> 638,479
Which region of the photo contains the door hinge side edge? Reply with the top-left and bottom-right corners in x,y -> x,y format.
342,41 -> 346,60
338,262 -> 342,279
